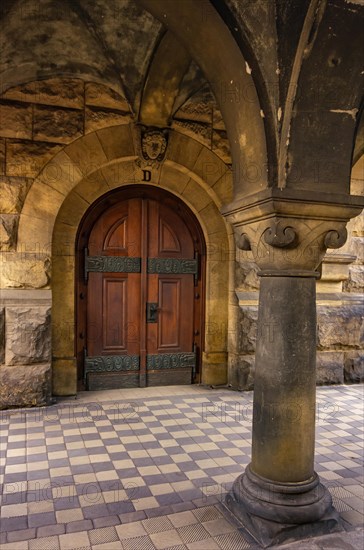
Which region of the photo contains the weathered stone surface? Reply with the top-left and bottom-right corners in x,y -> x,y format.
343,266 -> 364,292
5,307 -> 51,365
85,107 -> 131,134
172,120 -> 211,148
228,354 -> 255,390
0,257 -> 50,289
213,106 -> 226,130
0,101 -> 32,139
0,138 -> 5,174
6,140 -> 62,178
236,259 -> 260,290
85,82 -> 130,111
350,237 -> 364,262
0,176 -> 32,213
33,106 -> 83,143
0,308 -> 4,363
343,265 -> 364,293
344,351 -> 364,383
238,306 -> 258,353
317,306 -> 364,349
0,363 -> 51,409
4,78 -> 84,108
0,214 -> 18,251
316,352 -> 344,385
174,86 -> 213,123
212,129 -> 232,163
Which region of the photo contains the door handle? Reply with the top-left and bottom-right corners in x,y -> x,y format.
146,302 -> 159,323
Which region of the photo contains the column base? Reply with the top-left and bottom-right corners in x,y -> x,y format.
225,465 -> 343,548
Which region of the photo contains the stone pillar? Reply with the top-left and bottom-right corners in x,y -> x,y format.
222,190 -> 364,547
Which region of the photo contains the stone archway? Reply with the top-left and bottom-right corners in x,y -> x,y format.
17,126 -> 234,395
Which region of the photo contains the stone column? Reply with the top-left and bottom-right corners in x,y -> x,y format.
222,190 -> 364,547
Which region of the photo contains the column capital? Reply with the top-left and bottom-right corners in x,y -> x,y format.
222,189 -> 364,275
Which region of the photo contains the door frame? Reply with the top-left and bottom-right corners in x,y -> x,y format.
75,184 -> 206,390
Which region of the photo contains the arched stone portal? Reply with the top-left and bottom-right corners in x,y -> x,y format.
16,126 -> 234,396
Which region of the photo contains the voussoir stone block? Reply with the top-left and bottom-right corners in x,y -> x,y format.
5,307 -> 51,365
0,363 -> 51,409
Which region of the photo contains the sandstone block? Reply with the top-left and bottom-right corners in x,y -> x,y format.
5,306 -> 51,365
0,138 -> 5,174
85,107 -> 131,134
174,88 -> 213,123
0,257 -> 50,289
350,237 -> 364,263
6,140 -> 62,178
236,260 -> 260,291
0,214 -> 18,251
85,83 -> 130,110
0,308 -> 4,363
52,358 -> 77,396
316,352 -> 344,385
343,266 -> 364,292
4,78 -> 84,108
0,102 -> 32,139
212,129 -> 232,163
96,125 -> 135,161
0,363 -> 51,409
238,306 -> 258,353
228,354 -> 255,390
213,107 -> 226,130
33,106 -> 83,143
0,176 -> 32,213
201,352 -> 228,385
317,305 -> 363,349
172,120 -> 211,149
344,351 -> 364,383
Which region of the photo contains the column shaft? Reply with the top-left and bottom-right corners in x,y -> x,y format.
251,276 -> 316,483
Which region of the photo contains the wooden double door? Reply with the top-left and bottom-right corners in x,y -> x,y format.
77,187 -> 205,390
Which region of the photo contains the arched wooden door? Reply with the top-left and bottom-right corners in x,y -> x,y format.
76,186 -> 205,390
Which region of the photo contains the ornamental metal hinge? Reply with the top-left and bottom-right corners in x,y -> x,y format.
84,248 -> 141,282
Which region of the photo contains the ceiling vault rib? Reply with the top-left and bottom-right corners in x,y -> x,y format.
138,30 -> 192,127
65,0 -> 128,103
277,0 -> 327,189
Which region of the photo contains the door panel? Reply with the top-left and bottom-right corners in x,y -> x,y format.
102,278 -> 127,351
158,278 -> 181,348
79,189 -> 204,390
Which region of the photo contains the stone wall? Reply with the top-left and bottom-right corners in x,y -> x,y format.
230,296 -> 363,390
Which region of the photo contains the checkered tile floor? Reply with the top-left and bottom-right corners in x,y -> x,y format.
0,385 -> 363,549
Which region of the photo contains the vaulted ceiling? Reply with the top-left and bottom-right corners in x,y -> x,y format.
1,0 -> 363,197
